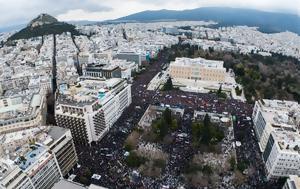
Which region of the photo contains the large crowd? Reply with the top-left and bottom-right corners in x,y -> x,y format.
70,51 -> 282,189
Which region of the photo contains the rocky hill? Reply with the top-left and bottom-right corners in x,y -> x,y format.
8,14 -> 80,41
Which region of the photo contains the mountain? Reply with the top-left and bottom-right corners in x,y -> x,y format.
7,14 -> 80,41
116,7 -> 300,34
28,14 -> 58,28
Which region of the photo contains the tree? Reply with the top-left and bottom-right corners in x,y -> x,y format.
126,152 -> 146,167
201,114 -> 212,144
124,143 -> 133,152
235,86 -> 242,96
171,119 -> 178,131
229,156 -> 236,170
202,164 -> 213,175
163,77 -> 173,91
237,161 -> 248,172
79,176 -> 89,185
163,108 -> 172,125
82,167 -> 92,178
192,114 -> 224,146
217,85 -> 222,96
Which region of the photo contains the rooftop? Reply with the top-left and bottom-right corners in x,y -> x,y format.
0,126 -> 70,160
171,57 -> 224,69
16,144 -> 46,170
57,78 -> 126,106
0,91 -> 43,125
258,99 -> 300,131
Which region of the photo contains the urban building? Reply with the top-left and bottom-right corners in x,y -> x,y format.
169,57 -> 226,82
83,63 -> 122,79
252,99 -> 300,179
283,175 -> 300,189
47,127 -> 78,176
52,179 -> 108,189
162,27 -> 179,35
0,92 -> 47,134
0,126 -> 78,189
0,159 -> 34,189
55,78 -> 132,144
113,51 -> 141,67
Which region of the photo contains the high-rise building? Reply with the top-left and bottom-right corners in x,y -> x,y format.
0,126 -> 78,189
46,127 -> 78,176
55,78 -> 132,144
283,175 -> 300,189
252,99 -> 300,179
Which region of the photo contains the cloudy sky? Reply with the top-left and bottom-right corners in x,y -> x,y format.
0,0 -> 299,27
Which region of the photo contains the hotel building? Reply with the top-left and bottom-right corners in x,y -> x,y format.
55,78 -> 132,144
0,126 -> 78,189
252,99 -> 300,179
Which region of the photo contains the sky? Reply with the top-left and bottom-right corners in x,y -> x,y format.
0,0 -> 299,27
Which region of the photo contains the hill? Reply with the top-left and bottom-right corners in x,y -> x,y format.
116,7 -> 300,34
8,14 -> 81,41
28,14 -> 58,28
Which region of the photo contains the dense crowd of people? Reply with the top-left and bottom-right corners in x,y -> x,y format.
69,51 -> 282,189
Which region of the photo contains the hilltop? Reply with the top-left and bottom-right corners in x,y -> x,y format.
28,14 -> 58,28
8,14 -> 80,41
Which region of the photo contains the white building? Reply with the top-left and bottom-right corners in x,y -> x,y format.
252,99 -> 300,179
0,92 -> 47,134
283,175 -> 300,189
169,57 -> 226,82
55,78 -> 132,144
0,126 -> 78,189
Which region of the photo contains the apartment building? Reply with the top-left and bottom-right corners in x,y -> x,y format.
252,99 -> 300,179
0,92 -> 47,134
83,63 -> 122,79
169,57 -> 226,82
283,175 -> 300,189
113,51 -> 141,67
55,78 -> 132,144
0,126 -> 78,189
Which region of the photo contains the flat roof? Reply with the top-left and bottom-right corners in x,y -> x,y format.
171,57 -> 224,69
16,144 -> 46,170
52,179 -> 86,189
58,78 -> 125,105
48,126 -> 69,141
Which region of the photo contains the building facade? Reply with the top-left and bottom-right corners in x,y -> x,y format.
252,99 -> 300,179
0,93 -> 47,135
283,175 -> 300,189
0,126 -> 78,189
55,78 -> 132,144
169,57 -> 226,82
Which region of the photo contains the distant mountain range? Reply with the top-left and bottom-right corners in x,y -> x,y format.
115,7 -> 300,34
1,7 -> 299,36
7,14 -> 80,41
